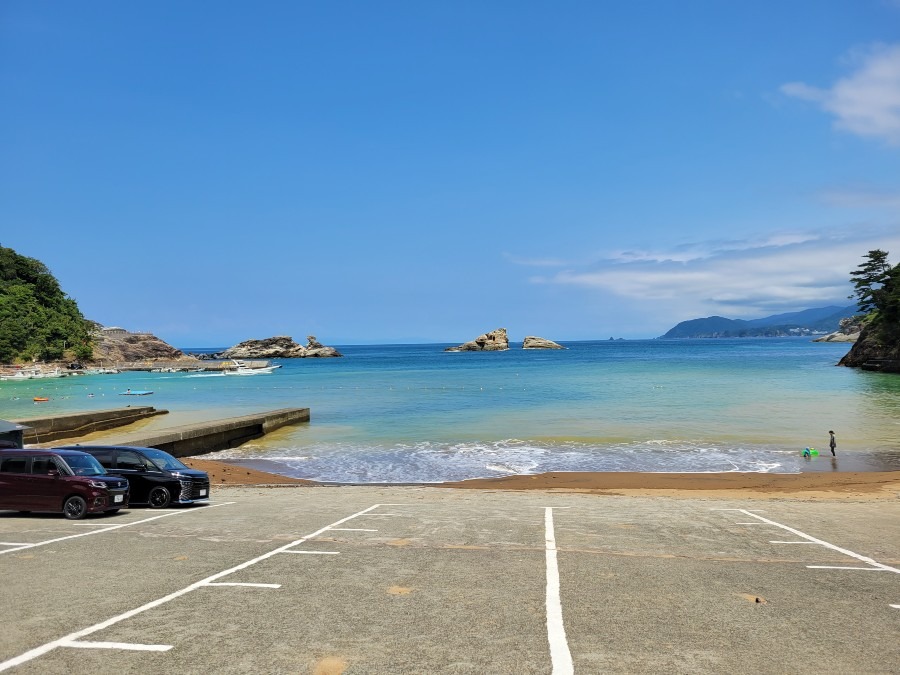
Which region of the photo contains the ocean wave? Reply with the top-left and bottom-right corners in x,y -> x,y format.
205,438 -> 798,483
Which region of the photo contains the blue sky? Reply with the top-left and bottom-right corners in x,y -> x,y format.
2,1 -> 899,346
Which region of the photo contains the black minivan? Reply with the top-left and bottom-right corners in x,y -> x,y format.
55,445 -> 210,509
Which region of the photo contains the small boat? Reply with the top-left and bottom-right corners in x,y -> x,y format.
120,390 -> 154,396
1,368 -> 41,381
33,397 -> 49,402
223,360 -> 279,375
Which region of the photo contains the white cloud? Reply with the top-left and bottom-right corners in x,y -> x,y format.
781,44 -> 900,145
535,227 -> 900,321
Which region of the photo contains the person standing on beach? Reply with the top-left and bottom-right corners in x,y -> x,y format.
829,430 -> 836,456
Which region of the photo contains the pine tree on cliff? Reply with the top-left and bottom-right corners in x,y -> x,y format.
840,250 -> 900,369
849,249 -> 892,314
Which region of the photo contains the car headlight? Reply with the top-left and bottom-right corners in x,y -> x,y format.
88,480 -> 108,489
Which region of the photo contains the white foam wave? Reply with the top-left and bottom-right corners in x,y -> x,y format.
205,438 -> 801,483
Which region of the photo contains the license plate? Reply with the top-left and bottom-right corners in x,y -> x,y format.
114,495 -> 124,503
199,489 -> 207,496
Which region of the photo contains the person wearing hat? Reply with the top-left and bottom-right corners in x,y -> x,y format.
828,430 -> 836,456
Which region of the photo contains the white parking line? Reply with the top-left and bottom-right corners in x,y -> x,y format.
769,541 -> 817,544
0,503 -> 235,556
544,507 -> 574,675
727,509 -> 900,574
0,503 -> 383,672
63,641 -> 172,652
807,566 -> 893,571
205,582 -> 281,588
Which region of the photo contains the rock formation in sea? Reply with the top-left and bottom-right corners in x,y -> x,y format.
522,336 -> 565,349
221,335 -> 342,359
813,317 -> 862,343
445,328 -> 509,352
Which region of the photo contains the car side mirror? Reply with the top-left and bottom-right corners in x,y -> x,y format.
47,469 -> 59,477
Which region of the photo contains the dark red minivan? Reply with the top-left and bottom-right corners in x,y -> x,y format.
0,449 -> 129,519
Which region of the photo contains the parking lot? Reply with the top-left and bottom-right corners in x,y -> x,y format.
0,486 -> 898,674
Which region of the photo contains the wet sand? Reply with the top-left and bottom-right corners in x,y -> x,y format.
183,457 -> 900,500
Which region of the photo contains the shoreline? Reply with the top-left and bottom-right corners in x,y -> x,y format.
183,458 -> 900,500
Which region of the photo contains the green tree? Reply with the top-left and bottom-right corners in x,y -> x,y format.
0,245 -> 94,363
849,249 -> 892,314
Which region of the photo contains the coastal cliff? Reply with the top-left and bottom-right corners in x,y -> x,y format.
221,335 -> 342,358
522,336 -> 565,349
92,328 -> 189,363
445,328 -> 509,352
837,323 -> 900,372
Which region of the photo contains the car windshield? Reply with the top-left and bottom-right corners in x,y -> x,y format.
62,454 -> 106,476
141,448 -> 189,471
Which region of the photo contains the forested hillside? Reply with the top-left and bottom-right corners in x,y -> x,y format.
660,305 -> 856,338
0,246 -> 93,363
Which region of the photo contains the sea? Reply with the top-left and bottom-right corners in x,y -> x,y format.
4,339 -> 900,482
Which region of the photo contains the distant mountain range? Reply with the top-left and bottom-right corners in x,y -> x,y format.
660,305 -> 859,339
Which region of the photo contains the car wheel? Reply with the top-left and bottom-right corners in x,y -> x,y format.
148,486 -> 171,509
63,495 -> 87,520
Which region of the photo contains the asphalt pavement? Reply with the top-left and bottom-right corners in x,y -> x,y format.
0,486 -> 898,674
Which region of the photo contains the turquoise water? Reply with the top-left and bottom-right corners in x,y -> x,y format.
5,339 -> 900,482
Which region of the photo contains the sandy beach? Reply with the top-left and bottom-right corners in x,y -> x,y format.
183,457 -> 900,500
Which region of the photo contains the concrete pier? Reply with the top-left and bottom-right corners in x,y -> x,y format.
62,408 -> 310,457
14,406 -> 167,444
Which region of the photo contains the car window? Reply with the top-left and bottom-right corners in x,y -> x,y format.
30,457 -> 55,474
0,457 -> 27,473
61,454 -> 106,476
116,450 -> 145,471
90,450 -> 114,468
141,448 -> 188,471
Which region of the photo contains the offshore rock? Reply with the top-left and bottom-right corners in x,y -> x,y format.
522,336 -> 565,350
221,335 -> 342,359
92,331 -> 188,363
445,328 -> 509,352
813,317 -> 862,343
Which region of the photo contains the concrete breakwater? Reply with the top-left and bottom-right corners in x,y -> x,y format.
56,408 -> 310,457
14,406 -> 167,444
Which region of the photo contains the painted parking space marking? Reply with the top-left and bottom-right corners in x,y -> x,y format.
807,566 -> 893,571
0,502 -> 235,556
0,542 -> 30,547
723,509 -> 900,574
544,507 -> 574,675
63,641 -> 172,652
719,507 -> 900,610
769,540 -> 818,544
204,582 -> 281,588
2,500 -> 583,673
0,503 -> 386,671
